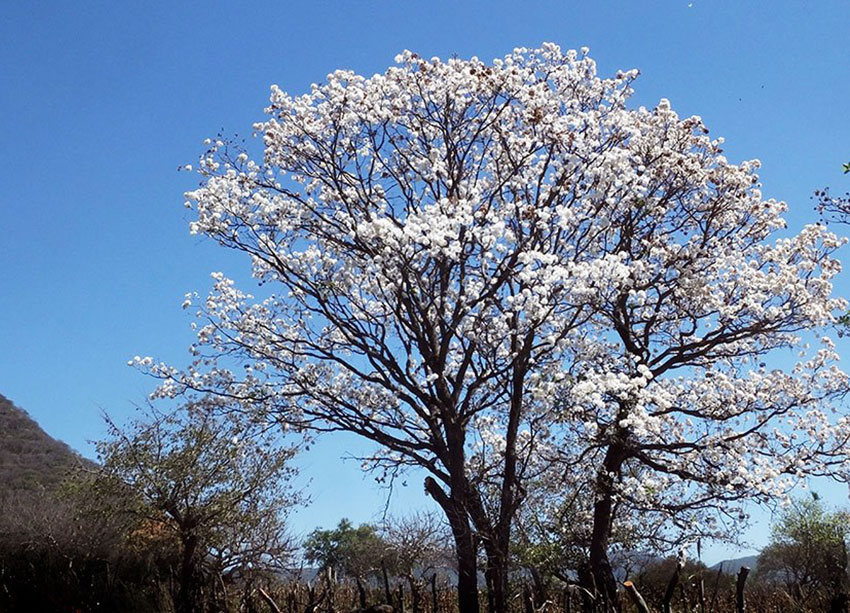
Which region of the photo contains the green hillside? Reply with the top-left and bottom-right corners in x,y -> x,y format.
0,394 -> 87,492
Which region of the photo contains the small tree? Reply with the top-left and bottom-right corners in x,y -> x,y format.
381,512 -> 452,612
93,404 -> 300,613
757,496 -> 850,609
304,518 -> 388,584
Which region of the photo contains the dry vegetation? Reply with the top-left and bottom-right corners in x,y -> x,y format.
2,393 -> 849,612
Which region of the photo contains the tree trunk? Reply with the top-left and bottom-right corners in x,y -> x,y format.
177,533 -> 199,613
481,539 -> 509,613
425,477 -> 480,613
586,443 -> 626,611
577,565 -> 597,613
397,583 -> 406,613
588,484 -> 619,609
484,348 -> 527,613
453,527 -> 480,613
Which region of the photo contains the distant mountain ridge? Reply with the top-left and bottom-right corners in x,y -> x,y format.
709,554 -> 759,573
0,394 -> 88,493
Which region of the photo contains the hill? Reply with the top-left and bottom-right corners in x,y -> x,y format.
0,394 -> 88,493
709,554 -> 759,574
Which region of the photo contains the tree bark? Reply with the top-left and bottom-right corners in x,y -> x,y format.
481,539 -> 509,613
529,566 -> 547,607
425,477 -> 479,613
481,354 -> 527,613
586,443 -> 625,611
177,533 -> 199,613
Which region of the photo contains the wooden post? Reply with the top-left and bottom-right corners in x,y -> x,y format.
662,559 -> 684,613
408,576 -> 422,613
258,587 -> 283,613
382,561 -> 393,606
397,583 -> 405,613
735,566 -> 750,613
357,577 -> 367,609
523,584 -> 534,613
622,581 -> 650,613
430,574 -> 438,613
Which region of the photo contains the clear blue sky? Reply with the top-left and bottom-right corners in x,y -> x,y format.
1,1 -> 848,563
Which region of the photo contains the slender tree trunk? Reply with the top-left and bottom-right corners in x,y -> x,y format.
453,524 -> 480,613
586,442 -> 626,611
397,583 -> 406,613
425,477 -> 480,613
481,542 -> 509,613
474,357 -> 527,613
588,488 -> 618,608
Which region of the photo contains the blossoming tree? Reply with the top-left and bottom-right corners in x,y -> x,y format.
139,44 -> 850,611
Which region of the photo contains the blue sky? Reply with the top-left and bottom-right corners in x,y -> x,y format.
1,1 -> 849,563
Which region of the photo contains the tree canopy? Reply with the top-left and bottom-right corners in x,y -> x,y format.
139,44 -> 850,611
93,405 -> 301,613
757,496 -> 850,609
304,519 -> 388,582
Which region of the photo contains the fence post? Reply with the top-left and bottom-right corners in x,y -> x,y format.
382,561 -> 393,606
622,581 -> 649,613
430,574 -> 438,613
662,558 -> 684,613
735,566 -> 750,613
397,583 -> 405,613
